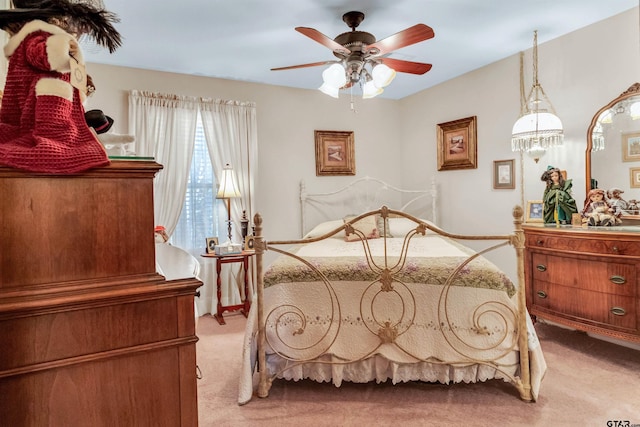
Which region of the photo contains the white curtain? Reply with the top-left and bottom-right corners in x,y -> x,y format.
128,90 -> 198,235
199,98 -> 258,311
199,98 -> 258,233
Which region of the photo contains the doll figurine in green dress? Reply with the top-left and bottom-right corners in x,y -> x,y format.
540,166 -> 578,224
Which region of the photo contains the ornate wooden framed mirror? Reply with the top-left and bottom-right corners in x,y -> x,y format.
586,83 -> 640,220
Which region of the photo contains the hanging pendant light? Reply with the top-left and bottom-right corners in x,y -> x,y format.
511,31 -> 563,162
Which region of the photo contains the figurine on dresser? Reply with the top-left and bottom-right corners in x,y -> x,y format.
0,0 -> 121,173
540,166 -> 578,224
607,187 -> 628,216
582,188 -> 621,226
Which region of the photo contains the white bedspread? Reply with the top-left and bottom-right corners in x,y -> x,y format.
238,235 -> 546,404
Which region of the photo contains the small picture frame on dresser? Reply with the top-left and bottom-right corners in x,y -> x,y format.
571,213 -> 583,227
244,235 -> 255,251
526,200 -> 544,223
205,237 -> 219,254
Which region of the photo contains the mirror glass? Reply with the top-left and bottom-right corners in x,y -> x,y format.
586,83 -> 640,219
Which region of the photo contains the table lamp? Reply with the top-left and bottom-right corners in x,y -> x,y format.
216,163 -> 241,241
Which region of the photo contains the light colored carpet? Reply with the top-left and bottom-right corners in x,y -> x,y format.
196,312 -> 640,427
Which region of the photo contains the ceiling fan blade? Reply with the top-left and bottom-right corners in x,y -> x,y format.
271,60 -> 338,71
295,27 -> 351,55
367,24 -> 435,56
378,58 -> 432,75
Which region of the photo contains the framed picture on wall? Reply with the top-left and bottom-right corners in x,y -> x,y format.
314,130 -> 355,176
630,167 -> 640,188
436,116 -> 477,171
526,200 -> 544,223
493,159 -> 515,189
622,132 -> 640,162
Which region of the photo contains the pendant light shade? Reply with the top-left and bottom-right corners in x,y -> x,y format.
511,31 -> 563,162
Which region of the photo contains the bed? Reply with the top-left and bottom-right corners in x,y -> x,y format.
238,177 -> 546,405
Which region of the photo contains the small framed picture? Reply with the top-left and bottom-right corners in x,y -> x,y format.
244,235 -> 255,251
526,200 -> 544,223
631,167 -> 640,188
493,159 -> 515,189
205,237 -> 219,254
622,132 -> 640,162
571,213 -> 583,227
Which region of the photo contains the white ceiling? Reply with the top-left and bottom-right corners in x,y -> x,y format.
84,0 -> 638,100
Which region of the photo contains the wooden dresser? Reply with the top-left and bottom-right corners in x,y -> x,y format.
523,224 -> 640,344
0,161 -> 201,426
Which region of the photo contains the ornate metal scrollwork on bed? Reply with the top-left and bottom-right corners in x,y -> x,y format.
239,202 -> 544,405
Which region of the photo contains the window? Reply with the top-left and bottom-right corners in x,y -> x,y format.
171,115 -> 226,253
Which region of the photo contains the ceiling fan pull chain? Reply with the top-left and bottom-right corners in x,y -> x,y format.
350,86 -> 357,113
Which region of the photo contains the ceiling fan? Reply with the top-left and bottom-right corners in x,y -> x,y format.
272,11 -> 435,98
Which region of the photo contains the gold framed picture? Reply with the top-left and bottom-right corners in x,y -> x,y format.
622,132 -> 640,162
205,237 -> 219,254
437,116 -> 477,171
630,167 -> 640,188
493,159 -> 515,189
526,200 -> 544,223
314,130 -> 355,176
244,235 -> 255,251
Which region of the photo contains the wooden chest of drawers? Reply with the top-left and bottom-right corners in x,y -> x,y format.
523,225 -> 640,343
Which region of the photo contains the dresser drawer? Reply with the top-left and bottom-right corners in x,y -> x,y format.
526,233 -> 640,257
531,282 -> 637,330
531,253 -> 636,296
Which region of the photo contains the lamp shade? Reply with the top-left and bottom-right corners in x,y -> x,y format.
371,63 -> 396,88
322,64 -> 347,88
362,80 -> 383,99
511,111 -> 564,152
216,164 -> 241,199
318,82 -> 340,98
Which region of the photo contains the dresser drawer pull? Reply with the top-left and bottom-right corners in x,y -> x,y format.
609,275 -> 626,285
536,239 -> 544,246
610,307 -> 626,316
611,246 -> 619,253
535,264 -> 547,272
536,291 -> 548,299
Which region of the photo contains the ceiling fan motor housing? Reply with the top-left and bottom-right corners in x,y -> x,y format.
333,31 -> 376,56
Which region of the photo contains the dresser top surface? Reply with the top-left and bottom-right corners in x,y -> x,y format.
523,223 -> 640,237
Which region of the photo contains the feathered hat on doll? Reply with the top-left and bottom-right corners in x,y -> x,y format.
0,0 -> 122,174
0,0 -> 121,52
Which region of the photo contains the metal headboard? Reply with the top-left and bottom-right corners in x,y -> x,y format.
299,176 -> 438,237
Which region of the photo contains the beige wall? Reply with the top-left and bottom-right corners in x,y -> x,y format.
86,7 -> 640,279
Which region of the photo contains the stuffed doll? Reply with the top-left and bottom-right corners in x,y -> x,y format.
0,0 -> 121,173
582,188 -> 621,226
540,166 -> 578,224
606,187 -> 628,215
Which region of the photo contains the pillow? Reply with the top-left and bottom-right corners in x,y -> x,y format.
343,215 -> 380,242
376,215 -> 393,238
388,217 -> 436,237
303,219 -> 345,239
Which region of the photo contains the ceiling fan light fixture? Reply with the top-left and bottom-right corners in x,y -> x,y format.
319,82 -> 340,98
371,63 -> 396,88
362,79 -> 383,99
322,63 -> 347,88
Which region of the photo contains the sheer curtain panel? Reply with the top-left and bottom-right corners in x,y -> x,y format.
128,90 -> 198,235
